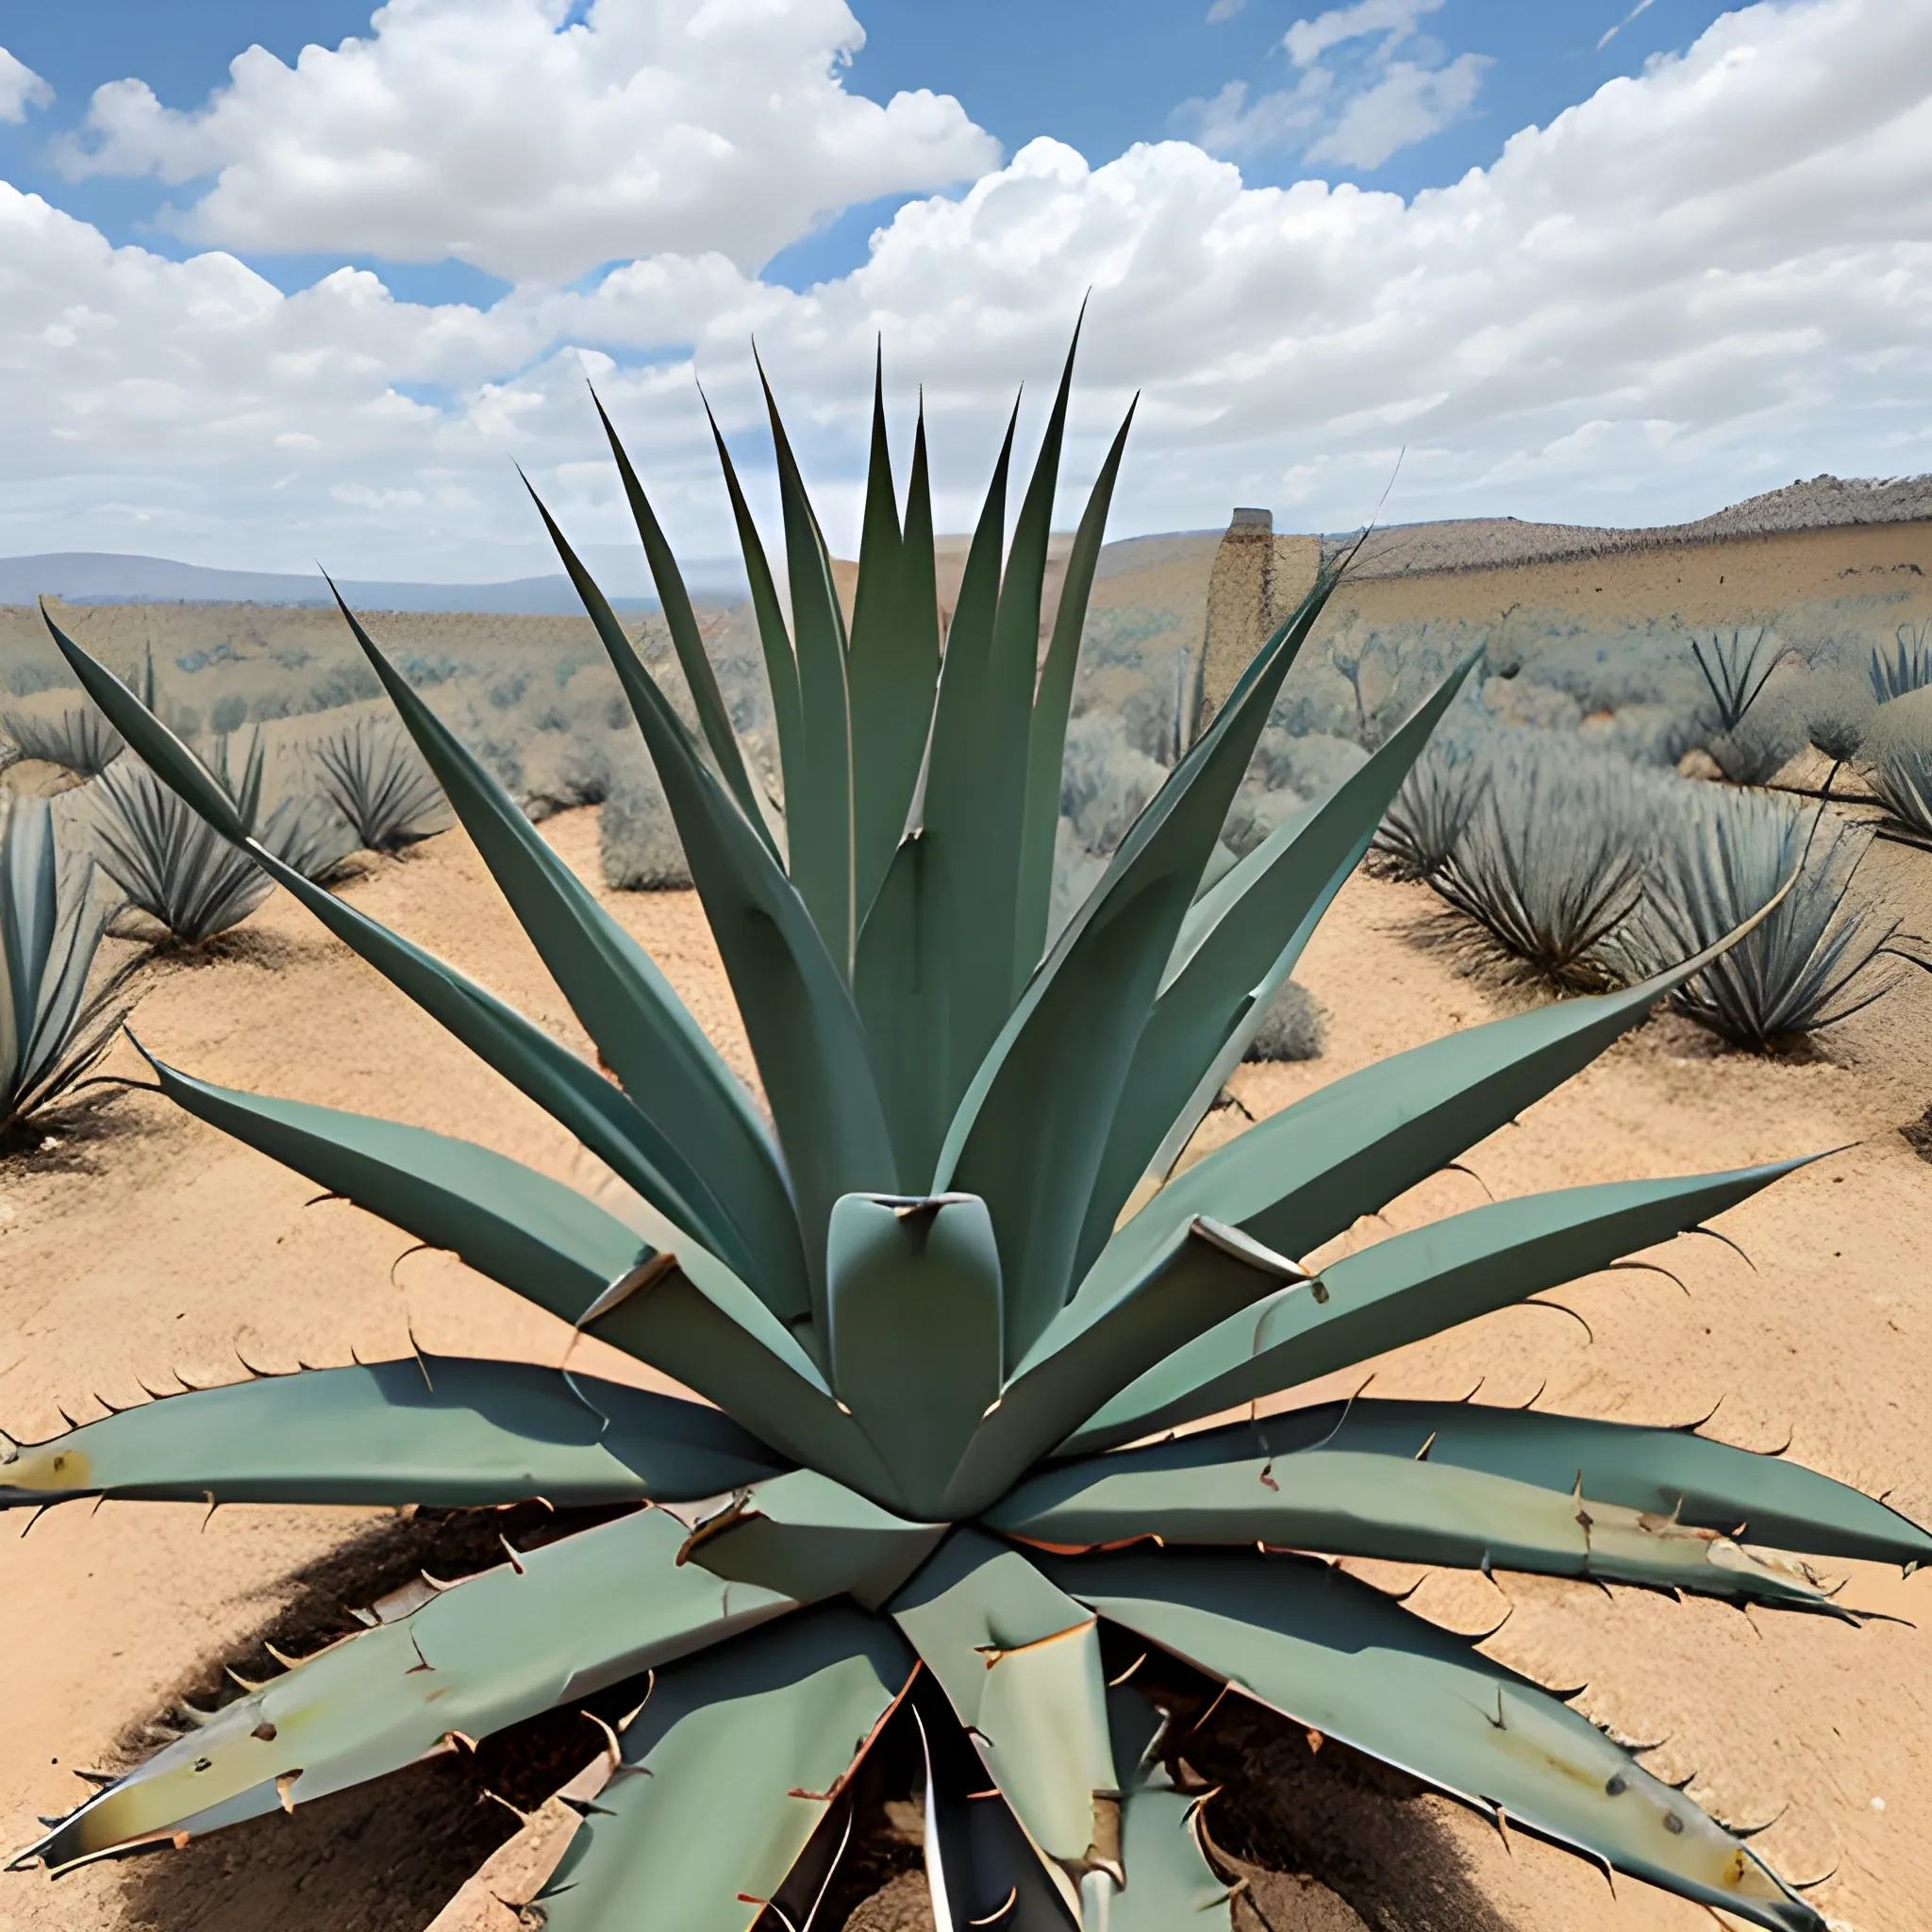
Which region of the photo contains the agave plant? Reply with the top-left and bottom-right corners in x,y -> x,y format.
0,701 -> 125,779
11,343 -> 1924,1932
1618,790 -> 1900,1048
314,714 -> 448,852
1426,736 -> 1649,991
1,796 -> 138,1140
92,731 -> 358,944
1868,620 -> 1932,704
1690,625 -> 1777,735
1367,737 -> 1484,881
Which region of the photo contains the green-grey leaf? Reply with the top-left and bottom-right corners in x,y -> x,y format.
847,361 -> 941,928
1077,926 -> 1767,1316
1098,1687 -> 1233,1932
703,393 -> 803,791
942,1218 -> 1306,1520
916,1675 -> 1076,1932
531,1605 -> 915,1932
941,573 -> 1339,1361
0,1356 -> 781,1509
890,1530 -> 1116,1890
1013,399 -> 1136,985
1071,1161 -> 1807,1453
758,358 -> 856,965
676,1468 -> 947,1610
593,392 -> 777,851
41,608 -> 759,1277
1073,658 -> 1476,1282
994,1421 -> 1836,1612
826,1191 -> 1003,1519
531,494 -> 896,1310
910,398 -> 1021,1118
145,1054 -> 646,1327
1042,1548 -> 1824,1932
325,585 -> 813,1316
1086,1396 -> 1932,1571
25,1508 -> 801,1873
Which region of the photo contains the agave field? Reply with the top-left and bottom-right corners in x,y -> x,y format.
2,340 -> 1927,1932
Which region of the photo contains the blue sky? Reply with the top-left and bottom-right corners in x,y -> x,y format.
1,1 -> 1740,296
0,0 -> 1925,579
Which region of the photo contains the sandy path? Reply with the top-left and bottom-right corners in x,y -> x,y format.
3,809 -> 1930,1930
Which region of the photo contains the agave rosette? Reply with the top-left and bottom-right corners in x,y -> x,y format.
10,339 -> 1925,1932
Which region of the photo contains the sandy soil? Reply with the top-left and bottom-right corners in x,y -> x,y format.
4,807 -> 1932,1931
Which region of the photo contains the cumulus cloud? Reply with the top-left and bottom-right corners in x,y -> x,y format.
1,0 -> 1928,579
54,0 -> 1000,283
0,47 -> 53,122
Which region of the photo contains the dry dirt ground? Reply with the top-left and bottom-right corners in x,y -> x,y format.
4,793 -> 1932,1932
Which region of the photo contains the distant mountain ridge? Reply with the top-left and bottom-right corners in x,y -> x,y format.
0,551 -> 710,614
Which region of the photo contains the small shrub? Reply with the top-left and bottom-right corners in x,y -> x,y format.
209,694 -> 249,738
1244,979 -> 1326,1062
599,763 -> 691,890
314,719 -> 448,854
1060,713 -> 1165,858
0,703 -> 125,777
2,797 -> 137,1139
1428,737 -> 1649,991
1620,791 -> 1898,1047
1802,665 -> 1876,763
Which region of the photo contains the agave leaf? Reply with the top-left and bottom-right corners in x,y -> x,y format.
846,358 -> 941,927
674,1468 -> 947,1609
140,1051 -> 887,1487
825,1192 -> 1003,1519
703,393 -> 804,794
941,1219 -> 1307,1520
22,1509 -> 802,1874
1042,1548 -> 1824,1932
973,326 -> 1084,993
1083,1396 -> 1932,1572
1013,398 -> 1137,984
532,494 -> 896,1309
1076,927 -> 1764,1316
586,1246 -> 904,1503
592,393 -> 776,851
914,1674 -> 1076,1932
1070,1161 -> 1807,1452
0,1357 -> 781,1509
1073,658 -> 1477,1280
147,1054 -> 648,1325
530,1605 -> 915,1932
758,358 -> 856,965
1099,1687 -> 1233,1932
907,397 -> 1021,1100
994,1421 -> 1837,1612
891,1531 -> 1119,1899
941,573 -> 1340,1361
41,611 -> 774,1284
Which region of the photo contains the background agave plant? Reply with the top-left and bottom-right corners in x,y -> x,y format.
1,795 -> 138,1141
8,341 -> 1924,1932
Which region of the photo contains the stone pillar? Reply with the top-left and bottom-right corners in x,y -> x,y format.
1197,510 -> 1324,726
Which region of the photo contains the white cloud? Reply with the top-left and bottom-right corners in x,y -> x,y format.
0,47 -> 53,122
1283,0 -> 1443,69
53,0 -> 999,284
1206,0 -> 1250,22
1172,74 -> 1332,157
0,0 -> 1928,580
1598,1 -> 1656,52
1304,52 -> 1490,168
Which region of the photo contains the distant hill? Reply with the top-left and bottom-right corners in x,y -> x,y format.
0,551 -> 718,614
